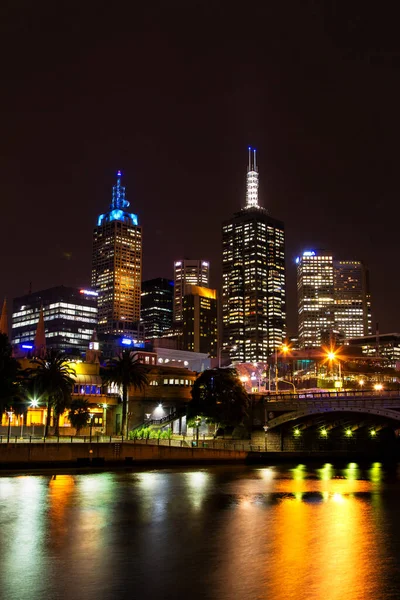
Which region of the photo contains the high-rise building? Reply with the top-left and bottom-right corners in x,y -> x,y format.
334,260 -> 372,338
92,171 -> 142,335
141,278 -> 174,339
12,286 -> 98,354
222,148 -> 286,363
297,252 -> 372,348
297,250 -> 335,348
182,285 -> 218,357
173,259 -> 209,322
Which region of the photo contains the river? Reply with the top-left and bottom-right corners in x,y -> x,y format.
1,463 -> 400,600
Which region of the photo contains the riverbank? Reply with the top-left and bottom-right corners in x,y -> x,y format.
0,440 -> 398,471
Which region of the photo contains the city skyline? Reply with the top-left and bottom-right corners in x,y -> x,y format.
1,3 -> 400,335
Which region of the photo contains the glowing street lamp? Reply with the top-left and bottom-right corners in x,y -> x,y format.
374,383 -> 383,392
359,379 -> 365,388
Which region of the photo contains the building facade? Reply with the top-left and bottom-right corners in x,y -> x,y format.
297,250 -> 335,348
141,278 -> 174,339
12,286 -> 98,355
92,171 -> 142,335
297,251 -> 372,348
334,260 -> 372,338
222,148 -> 286,363
182,285 -> 218,357
173,259 -> 209,322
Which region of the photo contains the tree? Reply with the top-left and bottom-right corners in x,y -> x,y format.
187,368 -> 249,433
101,350 -> 148,437
68,399 -> 91,435
26,350 -> 76,437
0,333 -> 21,416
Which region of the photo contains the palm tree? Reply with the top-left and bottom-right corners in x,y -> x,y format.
101,350 -> 148,437
26,350 -> 76,437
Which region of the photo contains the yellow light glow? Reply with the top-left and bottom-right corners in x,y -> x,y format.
374,383 -> 383,391
359,379 -> 364,386
240,375 -> 249,383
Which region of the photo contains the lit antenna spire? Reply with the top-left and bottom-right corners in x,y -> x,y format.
245,147 -> 259,209
111,170 -> 130,210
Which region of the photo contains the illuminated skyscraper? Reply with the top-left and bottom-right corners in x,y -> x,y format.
297,250 -> 335,348
182,285 -> 218,357
297,252 -> 372,348
222,148 -> 286,363
173,259 -> 209,322
334,260 -> 372,338
141,278 -> 174,339
92,171 -> 142,335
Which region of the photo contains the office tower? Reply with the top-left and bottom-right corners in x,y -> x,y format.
334,261 -> 372,338
141,278 -> 174,339
182,285 -> 218,357
297,250 -> 335,348
12,286 -> 98,354
222,148 -> 286,363
173,259 -> 209,322
92,171 -> 142,335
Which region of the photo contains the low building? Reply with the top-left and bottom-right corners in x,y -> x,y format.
348,333 -> 400,369
12,286 -> 98,356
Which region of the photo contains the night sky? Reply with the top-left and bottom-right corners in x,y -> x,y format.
1,1 -> 400,335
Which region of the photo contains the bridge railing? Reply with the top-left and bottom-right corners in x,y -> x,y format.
264,389 -> 400,402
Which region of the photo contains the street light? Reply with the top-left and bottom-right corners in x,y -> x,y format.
326,349 -> 342,388
89,413 -> 94,443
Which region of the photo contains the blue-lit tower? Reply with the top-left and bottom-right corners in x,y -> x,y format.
92,171 -> 142,335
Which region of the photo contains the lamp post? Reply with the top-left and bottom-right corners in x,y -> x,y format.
6,410 -> 13,444
327,350 -> 342,388
20,414 -> 24,439
89,413 -> 94,443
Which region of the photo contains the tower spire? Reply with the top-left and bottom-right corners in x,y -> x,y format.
111,170 -> 130,210
245,147 -> 259,209
0,299 -> 8,338
34,306 -> 46,357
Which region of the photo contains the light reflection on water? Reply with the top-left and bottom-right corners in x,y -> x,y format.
0,463 -> 399,600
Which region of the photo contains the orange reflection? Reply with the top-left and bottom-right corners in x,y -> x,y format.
48,475 -> 75,547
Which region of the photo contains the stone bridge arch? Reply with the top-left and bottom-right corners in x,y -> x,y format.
266,405 -> 400,429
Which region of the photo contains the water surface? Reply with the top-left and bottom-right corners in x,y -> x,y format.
1,463 -> 400,600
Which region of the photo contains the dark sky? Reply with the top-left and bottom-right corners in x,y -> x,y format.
1,1 -> 400,335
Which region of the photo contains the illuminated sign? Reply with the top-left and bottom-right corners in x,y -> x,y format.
80,289 -> 98,297
22,344 -> 33,349
295,257 -> 300,264
121,338 -> 132,345
303,251 -> 316,257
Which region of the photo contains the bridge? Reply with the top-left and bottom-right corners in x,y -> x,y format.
250,390 -> 400,452
261,390 -> 400,428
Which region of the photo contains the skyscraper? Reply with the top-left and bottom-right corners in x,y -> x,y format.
92,171 -> 142,335
333,260 -> 372,338
297,250 -> 335,348
222,148 -> 286,363
141,278 -> 174,339
182,285 -> 218,357
173,259 -> 209,322
297,252 -> 372,348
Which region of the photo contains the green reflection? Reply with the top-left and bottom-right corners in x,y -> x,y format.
369,462 -> 382,484
291,464 -> 306,481
317,463 -> 334,481
343,462 -> 360,481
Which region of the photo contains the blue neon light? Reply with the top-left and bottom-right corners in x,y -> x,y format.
295,257 -> 300,264
303,251 -> 316,257
130,213 -> 138,225
22,344 -> 34,349
97,213 -> 105,226
121,338 -> 132,345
